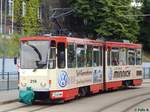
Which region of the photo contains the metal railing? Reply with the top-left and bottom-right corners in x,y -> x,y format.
143,67 -> 150,79
0,72 -> 19,91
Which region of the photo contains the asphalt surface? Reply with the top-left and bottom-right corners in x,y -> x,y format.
0,82 -> 150,112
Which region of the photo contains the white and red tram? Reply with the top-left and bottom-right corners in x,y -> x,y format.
18,36 -> 142,103
104,42 -> 142,90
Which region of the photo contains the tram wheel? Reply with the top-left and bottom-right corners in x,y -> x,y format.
79,87 -> 89,97
123,80 -> 132,87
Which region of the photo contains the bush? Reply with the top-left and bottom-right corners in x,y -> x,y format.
0,34 -> 19,58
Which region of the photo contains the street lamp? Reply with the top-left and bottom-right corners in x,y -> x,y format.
12,0 -> 14,34
0,0 -> 2,34
8,0 -> 14,34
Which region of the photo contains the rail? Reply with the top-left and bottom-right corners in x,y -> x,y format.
0,72 -> 19,91
143,67 -> 150,79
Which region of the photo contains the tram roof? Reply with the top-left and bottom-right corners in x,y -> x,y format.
20,36 -> 142,48
20,36 -> 103,46
105,41 -> 142,49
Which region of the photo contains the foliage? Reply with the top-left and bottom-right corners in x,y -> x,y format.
23,0 -> 40,36
143,51 -> 150,62
140,0 -> 150,50
0,35 -> 19,57
69,0 -> 143,42
40,0 -> 52,33
14,0 -> 23,33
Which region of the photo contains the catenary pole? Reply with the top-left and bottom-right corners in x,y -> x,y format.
12,0 -> 14,34
0,0 -> 3,33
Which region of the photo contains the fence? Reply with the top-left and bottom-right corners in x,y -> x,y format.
143,67 -> 150,79
0,72 -> 19,91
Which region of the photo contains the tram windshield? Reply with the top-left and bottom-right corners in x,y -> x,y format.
21,41 -> 49,69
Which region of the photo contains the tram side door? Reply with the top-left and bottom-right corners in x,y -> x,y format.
56,42 -> 69,89
67,43 -> 77,88
105,47 -> 112,82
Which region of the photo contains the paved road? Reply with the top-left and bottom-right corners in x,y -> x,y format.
0,83 -> 150,112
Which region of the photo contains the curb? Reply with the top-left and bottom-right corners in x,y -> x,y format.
143,82 -> 150,84
0,99 -> 18,105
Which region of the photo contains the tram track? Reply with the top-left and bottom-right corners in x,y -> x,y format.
0,102 -> 53,112
14,105 -> 49,112
122,98 -> 150,112
29,106 -> 51,112
28,90 -> 150,112
28,102 -> 55,112
0,101 -> 53,112
1,105 -> 31,112
96,92 -> 150,112
0,87 -> 149,112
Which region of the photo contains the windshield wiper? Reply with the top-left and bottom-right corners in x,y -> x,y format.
26,44 -> 43,70
36,61 -> 47,68
27,44 -> 42,61
32,61 -> 47,72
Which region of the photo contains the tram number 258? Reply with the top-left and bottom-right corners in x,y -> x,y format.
30,80 -> 37,83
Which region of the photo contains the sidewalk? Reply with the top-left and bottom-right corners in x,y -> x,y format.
0,89 -> 18,104
143,79 -> 150,83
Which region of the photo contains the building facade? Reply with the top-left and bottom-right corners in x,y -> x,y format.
0,0 -> 65,34
2,0 -> 142,35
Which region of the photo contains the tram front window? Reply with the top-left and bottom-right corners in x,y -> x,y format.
21,41 -> 49,69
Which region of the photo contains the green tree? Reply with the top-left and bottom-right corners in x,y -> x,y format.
23,0 -> 40,36
7,36 -> 20,57
14,0 -> 23,33
40,0 -> 52,33
0,35 -> 19,57
69,0 -> 142,42
140,0 -> 150,50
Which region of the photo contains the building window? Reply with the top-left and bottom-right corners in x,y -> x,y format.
22,1 -> 26,16
8,0 -> 13,16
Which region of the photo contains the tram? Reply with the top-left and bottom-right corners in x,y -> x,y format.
18,36 -> 143,104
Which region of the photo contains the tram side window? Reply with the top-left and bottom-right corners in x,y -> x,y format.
86,45 -> 92,67
111,48 -> 119,66
136,49 -> 142,65
48,41 -> 56,69
128,49 -> 135,65
57,42 -> 66,68
77,45 -> 85,67
93,47 -> 100,67
119,48 -> 127,65
99,47 -> 102,66
107,49 -> 111,66
67,44 -> 76,68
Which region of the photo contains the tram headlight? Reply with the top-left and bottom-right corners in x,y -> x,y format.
40,82 -> 46,87
20,82 -> 27,87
